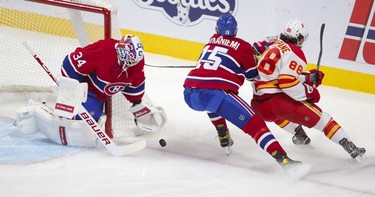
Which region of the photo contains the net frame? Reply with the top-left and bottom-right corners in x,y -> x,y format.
0,0 -> 135,138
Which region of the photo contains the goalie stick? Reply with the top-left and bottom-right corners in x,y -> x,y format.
22,41 -> 146,156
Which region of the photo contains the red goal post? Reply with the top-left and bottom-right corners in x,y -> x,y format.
26,0 -> 113,39
0,0 -> 137,139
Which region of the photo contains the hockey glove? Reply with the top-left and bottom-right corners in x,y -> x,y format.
304,84 -> 320,103
129,102 -> 167,133
302,69 -> 325,87
252,36 -> 278,56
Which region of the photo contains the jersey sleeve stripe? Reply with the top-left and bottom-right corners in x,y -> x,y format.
278,74 -> 300,89
61,56 -> 86,81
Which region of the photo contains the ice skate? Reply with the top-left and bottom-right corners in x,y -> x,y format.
339,138 -> 366,162
272,151 -> 310,179
292,125 -> 311,145
272,151 -> 301,167
217,124 -> 234,156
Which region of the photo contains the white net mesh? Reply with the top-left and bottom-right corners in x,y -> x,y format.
0,0 -> 137,138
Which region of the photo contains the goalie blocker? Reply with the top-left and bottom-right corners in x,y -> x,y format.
14,76 -> 167,147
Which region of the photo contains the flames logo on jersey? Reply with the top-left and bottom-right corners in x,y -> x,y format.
104,82 -> 128,96
133,0 -> 238,26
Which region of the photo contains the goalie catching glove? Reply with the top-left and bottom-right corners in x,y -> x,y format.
129,101 -> 167,133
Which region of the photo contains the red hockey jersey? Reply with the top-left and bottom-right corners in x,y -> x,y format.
61,38 -> 145,102
183,34 -> 258,94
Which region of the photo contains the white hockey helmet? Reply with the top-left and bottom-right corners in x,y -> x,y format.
115,34 -> 144,71
282,19 -> 309,47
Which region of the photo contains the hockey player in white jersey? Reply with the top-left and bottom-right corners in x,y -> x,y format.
251,19 -> 366,161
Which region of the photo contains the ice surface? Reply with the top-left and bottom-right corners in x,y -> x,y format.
0,53 -> 374,197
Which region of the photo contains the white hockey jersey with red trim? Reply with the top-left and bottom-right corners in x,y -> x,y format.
252,39 -> 309,101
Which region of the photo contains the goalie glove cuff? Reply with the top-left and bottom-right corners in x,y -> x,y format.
131,100 -> 142,107
131,105 -> 151,118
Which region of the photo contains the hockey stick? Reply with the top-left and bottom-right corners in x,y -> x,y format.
22,41 -> 146,156
314,23 -> 325,87
145,63 -> 195,68
316,23 -> 325,71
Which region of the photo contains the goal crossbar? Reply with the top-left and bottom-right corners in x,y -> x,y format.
26,0 -> 112,39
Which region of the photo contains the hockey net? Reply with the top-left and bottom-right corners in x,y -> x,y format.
0,0 -> 139,139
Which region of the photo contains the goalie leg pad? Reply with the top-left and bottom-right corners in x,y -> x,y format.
54,119 -> 97,147
54,76 -> 88,119
39,106 -> 96,147
32,103 -> 97,147
15,105 -> 39,135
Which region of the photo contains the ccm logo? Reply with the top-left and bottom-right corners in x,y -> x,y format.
80,112 -> 111,145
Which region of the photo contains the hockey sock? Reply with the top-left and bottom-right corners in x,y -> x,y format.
242,115 -> 286,155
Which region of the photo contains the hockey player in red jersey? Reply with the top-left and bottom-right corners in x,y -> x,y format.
183,13 -> 304,169
15,35 -> 166,147
61,34 -> 146,121
61,34 -> 166,133
251,19 -> 366,161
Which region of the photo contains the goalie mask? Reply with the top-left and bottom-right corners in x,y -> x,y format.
115,34 -> 144,71
282,19 -> 309,48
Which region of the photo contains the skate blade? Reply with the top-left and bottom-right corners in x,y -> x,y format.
224,146 -> 232,156
293,138 -> 311,146
354,154 -> 367,163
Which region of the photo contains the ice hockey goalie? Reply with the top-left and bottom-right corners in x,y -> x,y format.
14,77 -> 167,147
